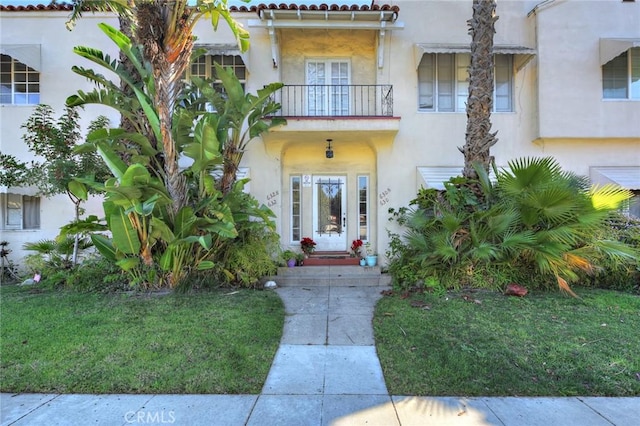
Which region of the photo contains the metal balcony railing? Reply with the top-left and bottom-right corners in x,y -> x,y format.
271,84 -> 393,117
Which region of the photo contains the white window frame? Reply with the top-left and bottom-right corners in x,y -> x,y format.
305,58 -> 351,116
290,175 -> 301,243
0,54 -> 40,105
418,53 -> 514,112
186,54 -> 247,89
602,47 -> 640,100
2,193 -> 40,230
357,175 -> 369,241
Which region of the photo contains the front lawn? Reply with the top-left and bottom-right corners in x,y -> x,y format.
374,288 -> 640,396
0,285 -> 284,394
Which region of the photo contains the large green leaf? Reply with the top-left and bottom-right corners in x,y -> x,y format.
159,246 -> 174,271
95,141 -> 128,180
110,210 -> 141,254
86,127 -> 157,157
173,206 -> 197,238
68,180 -> 88,201
121,164 -> 151,187
90,234 -> 117,262
104,185 -> 143,208
183,115 -> 222,173
67,87 -> 139,125
150,216 -> 175,243
96,23 -> 155,96
198,234 -> 213,250
116,257 -> 140,272
201,221 -> 238,239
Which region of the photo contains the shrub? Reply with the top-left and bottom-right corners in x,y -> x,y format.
387,158 -> 638,293
36,254 -> 128,293
177,224 -> 280,291
578,214 -> 640,293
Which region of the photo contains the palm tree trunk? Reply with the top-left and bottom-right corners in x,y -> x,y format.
460,0 -> 499,180
221,145 -> 241,195
136,1 -> 191,215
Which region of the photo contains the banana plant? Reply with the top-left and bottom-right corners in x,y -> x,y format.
71,139 -> 171,269
189,65 -> 286,195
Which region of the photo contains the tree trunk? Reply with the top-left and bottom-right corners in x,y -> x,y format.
136,1 -> 191,215
220,144 -> 241,195
71,195 -> 81,266
460,0 -> 499,180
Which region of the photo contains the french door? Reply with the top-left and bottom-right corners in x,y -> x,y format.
312,175 -> 347,251
306,60 -> 350,116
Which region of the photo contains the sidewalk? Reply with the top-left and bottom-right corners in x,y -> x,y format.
2,283 -> 638,425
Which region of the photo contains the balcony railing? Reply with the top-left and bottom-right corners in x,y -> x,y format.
271,84 -> 393,117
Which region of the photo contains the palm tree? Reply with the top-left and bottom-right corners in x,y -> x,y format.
66,0 -> 249,215
460,0 -> 498,180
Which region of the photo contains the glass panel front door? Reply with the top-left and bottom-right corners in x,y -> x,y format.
312,175 -> 347,251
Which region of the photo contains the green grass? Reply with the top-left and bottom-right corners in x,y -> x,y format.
0,285 -> 284,394
374,288 -> 640,397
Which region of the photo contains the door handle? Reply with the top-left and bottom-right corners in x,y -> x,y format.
342,214 -> 346,227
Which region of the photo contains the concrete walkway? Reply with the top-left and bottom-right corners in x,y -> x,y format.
2,283 -> 638,425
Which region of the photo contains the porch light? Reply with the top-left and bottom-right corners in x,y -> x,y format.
325,139 -> 334,159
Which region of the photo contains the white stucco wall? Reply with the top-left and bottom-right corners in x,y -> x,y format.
0,12 -> 120,262
1,1 -> 638,266
534,0 -> 640,139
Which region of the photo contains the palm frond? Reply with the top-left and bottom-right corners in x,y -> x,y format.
23,239 -> 57,254
65,0 -> 133,31
556,276 -> 578,297
590,184 -> 632,210
563,252 -> 595,274
527,186 -> 578,225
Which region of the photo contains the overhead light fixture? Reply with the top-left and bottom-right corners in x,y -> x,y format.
325,139 -> 334,159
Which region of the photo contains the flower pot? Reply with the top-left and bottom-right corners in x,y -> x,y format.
287,259 -> 296,267
366,255 -> 377,267
359,258 -> 366,266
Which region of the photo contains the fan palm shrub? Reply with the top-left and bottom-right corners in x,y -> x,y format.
388,158 -> 638,294
23,236 -> 94,272
497,157 -> 636,293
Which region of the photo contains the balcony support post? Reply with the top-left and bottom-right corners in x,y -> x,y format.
267,19 -> 279,68
378,21 -> 386,69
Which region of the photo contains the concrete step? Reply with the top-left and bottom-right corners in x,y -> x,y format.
265,265 -> 391,287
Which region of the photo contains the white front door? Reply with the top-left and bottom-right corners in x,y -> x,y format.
312,175 -> 347,251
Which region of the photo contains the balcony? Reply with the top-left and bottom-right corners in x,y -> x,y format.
263,84 -> 399,151
272,84 -> 394,118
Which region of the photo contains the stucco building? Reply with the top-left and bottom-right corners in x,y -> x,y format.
1,0 -> 639,264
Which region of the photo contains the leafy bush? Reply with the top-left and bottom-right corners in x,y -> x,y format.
579,214 -> 640,293
387,158 -> 638,293
35,255 -> 127,292
209,225 -> 280,288
23,236 -> 93,271
173,189 -> 280,291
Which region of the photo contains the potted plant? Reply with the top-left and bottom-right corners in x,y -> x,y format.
296,252 -> 305,266
364,242 -> 377,267
282,250 -> 298,267
300,237 -> 316,257
350,239 -> 363,258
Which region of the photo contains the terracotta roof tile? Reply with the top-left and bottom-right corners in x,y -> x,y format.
0,2 -> 398,14
256,3 -> 399,12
